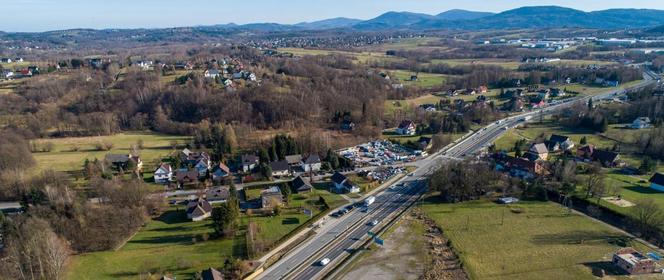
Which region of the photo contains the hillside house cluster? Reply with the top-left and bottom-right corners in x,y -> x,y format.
268,154 -> 322,177
152,148 -> 230,187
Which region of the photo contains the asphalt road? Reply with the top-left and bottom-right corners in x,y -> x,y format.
249,71 -> 660,280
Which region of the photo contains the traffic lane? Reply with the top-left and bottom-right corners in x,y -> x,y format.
293,183 -> 424,280
261,181 -> 415,279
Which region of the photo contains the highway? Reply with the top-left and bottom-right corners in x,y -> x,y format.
255,70 -> 659,280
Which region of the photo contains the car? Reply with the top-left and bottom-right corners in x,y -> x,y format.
319,258 -> 330,266
407,173 -> 414,177
368,220 -> 379,226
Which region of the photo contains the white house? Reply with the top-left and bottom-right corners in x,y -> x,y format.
194,160 -> 211,178
240,154 -> 259,173
631,117 -> 651,129
153,163 -> 173,184
396,120 -> 416,136
204,69 -> 221,79
649,172 -> 664,192
302,154 -> 322,172
331,172 -> 360,193
186,199 -> 212,221
135,60 -> 153,70
269,160 -> 290,177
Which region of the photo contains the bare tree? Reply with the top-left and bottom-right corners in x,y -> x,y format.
632,199 -> 664,239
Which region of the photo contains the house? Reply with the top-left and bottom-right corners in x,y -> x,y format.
418,136 -> 433,151
550,88 -> 566,97
463,88 -> 477,95
240,154 -> 259,173
302,154 -> 322,172
577,145 -> 595,159
206,186 -> 230,204
182,150 -> 211,167
153,163 -> 173,184
2,69 -> 14,79
506,156 -> 544,178
134,60 -> 153,70
269,160 -> 290,177
105,154 -> 143,171
194,160 -> 211,178
204,69 -> 221,79
631,117 -> 651,129
549,134 -> 575,151
341,120 -> 355,132
537,89 -> 550,100
604,80 -> 620,87
544,140 -> 560,152
292,176 -> 312,193
0,58 -> 11,63
592,149 -> 621,167
477,86 -> 488,94
525,143 -> 549,161
612,247 -> 657,275
285,154 -> 303,167
186,198 -> 213,221
211,163 -> 231,182
261,186 -> 283,208
175,169 -> 200,186
174,62 -> 193,70
201,267 -> 224,280
419,103 -> 437,112
331,172 -> 360,193
396,120 -> 416,136
649,172 -> 664,192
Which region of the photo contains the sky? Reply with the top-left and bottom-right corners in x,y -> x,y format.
4,0 -> 664,32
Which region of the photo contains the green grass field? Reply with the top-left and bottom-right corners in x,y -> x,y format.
420,199 -> 657,280
389,70 -> 448,89
66,207 -> 241,280
31,132 -> 190,173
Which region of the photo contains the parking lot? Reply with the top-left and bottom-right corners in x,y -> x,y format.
338,140 -> 418,167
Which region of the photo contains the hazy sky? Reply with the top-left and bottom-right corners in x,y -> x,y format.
4,0 -> 664,32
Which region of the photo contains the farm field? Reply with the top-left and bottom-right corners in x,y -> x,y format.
389,70 -> 448,89
30,132 -> 190,173
278,48 -> 404,64
384,94 -> 441,115
430,58 -> 522,70
420,199 -> 659,280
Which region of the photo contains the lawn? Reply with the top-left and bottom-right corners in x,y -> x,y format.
420,199 -> 656,280
66,207 -> 241,280
389,70 -> 448,89
30,132 -> 190,173
384,94 -> 442,115
580,172 -> 664,221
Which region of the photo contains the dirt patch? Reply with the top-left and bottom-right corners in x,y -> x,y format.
340,210 -> 467,280
340,215 -> 426,280
602,196 -> 635,207
413,209 -> 468,280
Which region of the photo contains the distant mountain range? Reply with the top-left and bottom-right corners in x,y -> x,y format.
209,6 -> 664,32
4,6 -> 664,33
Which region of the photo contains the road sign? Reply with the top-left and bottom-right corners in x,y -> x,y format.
367,231 -> 376,237
374,237 -> 384,246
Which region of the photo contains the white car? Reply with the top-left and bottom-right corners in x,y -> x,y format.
369,220 -> 379,226
319,258 -> 330,266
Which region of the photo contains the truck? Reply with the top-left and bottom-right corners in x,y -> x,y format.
364,196 -> 376,207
